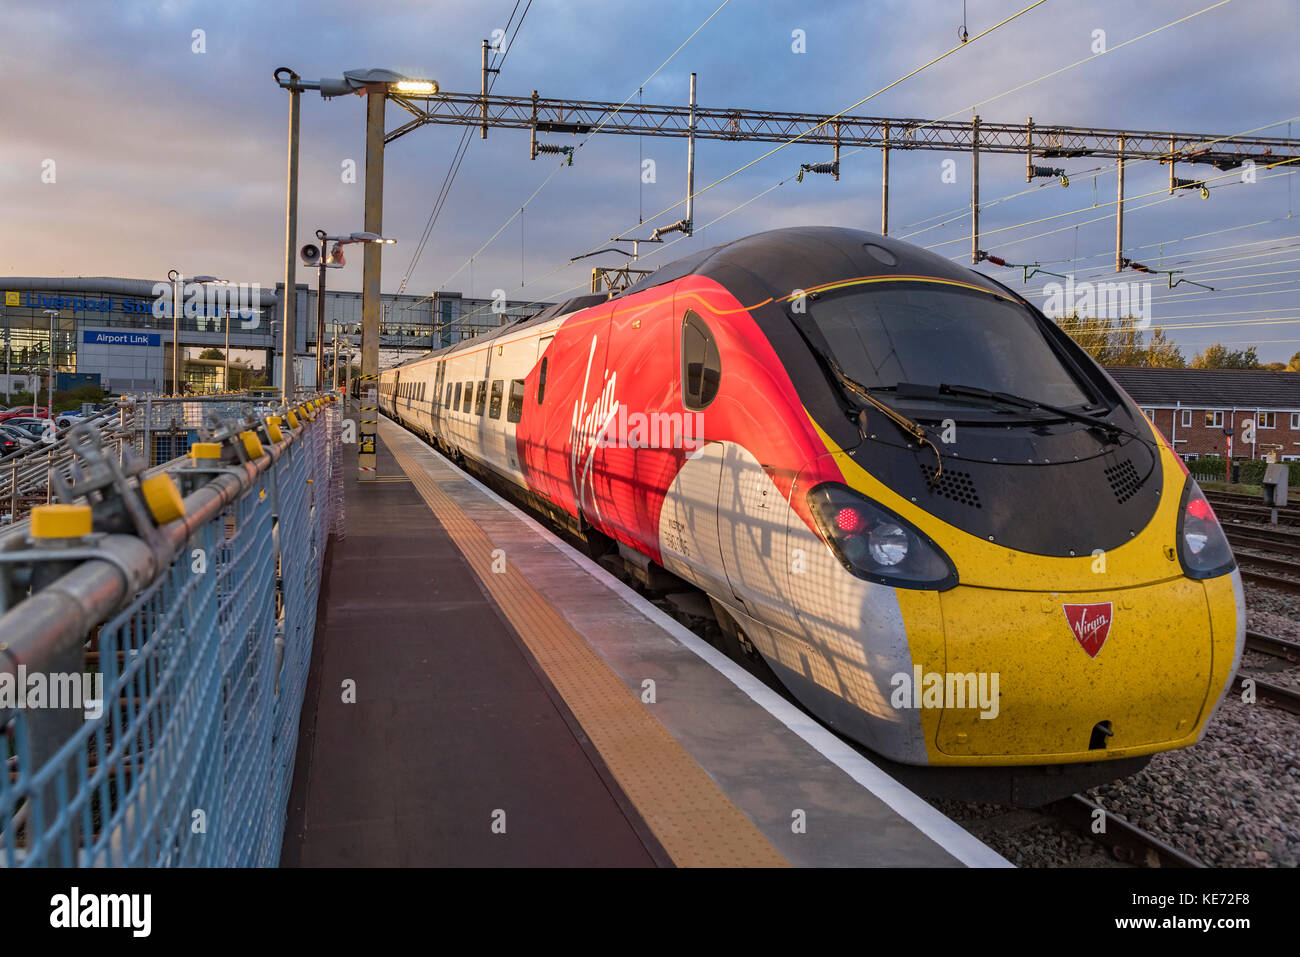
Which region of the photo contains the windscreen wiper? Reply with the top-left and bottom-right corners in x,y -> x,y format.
783,314 -> 947,482
932,382 -> 1148,445
820,356 -> 947,482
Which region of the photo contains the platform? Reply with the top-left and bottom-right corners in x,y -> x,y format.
281,414 -> 1009,867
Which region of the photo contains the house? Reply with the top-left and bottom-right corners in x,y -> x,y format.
1105,367 -> 1300,462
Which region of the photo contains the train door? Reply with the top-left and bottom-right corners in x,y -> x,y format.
431,360 -> 445,435
656,294 -> 728,595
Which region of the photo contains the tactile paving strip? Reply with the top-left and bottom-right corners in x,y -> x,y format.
382,423 -> 789,868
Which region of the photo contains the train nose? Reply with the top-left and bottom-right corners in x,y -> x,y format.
928,577 -> 1232,761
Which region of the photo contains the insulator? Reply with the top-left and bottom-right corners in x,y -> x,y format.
798,162 -> 839,182
1030,165 -> 1065,179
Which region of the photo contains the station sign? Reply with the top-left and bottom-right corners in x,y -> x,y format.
7,291 -> 227,317
82,329 -> 162,347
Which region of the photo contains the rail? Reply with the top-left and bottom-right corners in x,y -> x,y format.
0,394 -> 344,866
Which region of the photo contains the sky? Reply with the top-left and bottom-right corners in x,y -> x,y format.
2,0 -> 1299,360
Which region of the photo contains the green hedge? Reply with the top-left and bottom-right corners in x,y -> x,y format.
1189,455 -> 1300,486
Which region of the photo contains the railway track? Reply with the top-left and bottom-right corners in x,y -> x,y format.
1205,489 -> 1298,529
1046,794 -> 1205,868
1225,525 -> 1300,558
1235,630 -> 1300,715
1213,502 -> 1300,527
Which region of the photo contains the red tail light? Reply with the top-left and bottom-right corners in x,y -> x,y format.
835,507 -> 863,533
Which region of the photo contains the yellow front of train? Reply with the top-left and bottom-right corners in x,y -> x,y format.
805,428 -> 1244,768
784,269 -> 1244,769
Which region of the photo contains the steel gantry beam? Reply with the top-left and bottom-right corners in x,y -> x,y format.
387,87 -> 1300,268
385,89 -> 1300,164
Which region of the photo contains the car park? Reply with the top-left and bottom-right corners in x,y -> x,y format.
0,406 -> 52,422
0,425 -> 35,447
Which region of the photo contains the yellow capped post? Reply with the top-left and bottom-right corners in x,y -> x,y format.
140,474 -> 185,526
265,418 -> 284,443
190,442 -> 223,462
31,504 -> 92,539
239,430 -> 265,459
286,410 -> 300,429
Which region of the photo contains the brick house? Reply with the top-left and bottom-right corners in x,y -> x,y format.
1105,367 -> 1300,463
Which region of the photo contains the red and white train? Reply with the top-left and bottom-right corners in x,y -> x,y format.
379,226 -> 1243,787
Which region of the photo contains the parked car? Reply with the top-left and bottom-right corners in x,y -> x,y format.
0,425 -> 35,447
0,406 -> 52,422
55,411 -> 87,429
0,433 -> 23,455
5,418 -> 57,442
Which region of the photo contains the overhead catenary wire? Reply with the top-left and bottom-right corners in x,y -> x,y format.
398,0 -> 534,294
415,0 -> 1293,352
438,0 -> 1047,331
421,0 -> 735,307
591,0 -> 1049,254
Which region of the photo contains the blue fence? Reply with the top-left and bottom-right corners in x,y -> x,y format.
0,401 -> 342,866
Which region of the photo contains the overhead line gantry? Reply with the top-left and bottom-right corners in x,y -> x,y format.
384,86 -> 1300,267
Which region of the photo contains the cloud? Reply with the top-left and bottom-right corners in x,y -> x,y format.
3,0 -> 1298,358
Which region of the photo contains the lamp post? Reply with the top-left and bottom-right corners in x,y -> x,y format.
166,270 -> 226,395
41,309 -> 57,417
274,67 -> 437,477
224,307 -> 231,390
307,230 -> 395,389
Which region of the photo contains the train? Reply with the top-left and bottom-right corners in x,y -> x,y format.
379,226 -> 1244,798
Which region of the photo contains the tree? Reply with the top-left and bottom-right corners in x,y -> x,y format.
198,347 -> 225,360
1190,344 -> 1260,369
1056,313 -> 1186,367
1286,351 -> 1300,372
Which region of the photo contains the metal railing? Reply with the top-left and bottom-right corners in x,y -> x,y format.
0,396 -> 279,524
0,395 -> 344,866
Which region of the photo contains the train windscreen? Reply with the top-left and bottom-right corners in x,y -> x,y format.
806,284 -> 1092,411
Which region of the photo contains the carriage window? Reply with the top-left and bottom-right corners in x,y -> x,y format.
445,383 -> 453,409
489,380 -> 504,419
462,382 -> 473,412
538,356 -> 548,404
681,311 -> 721,410
475,380 -> 487,416
454,382 -> 463,410
507,379 -> 526,423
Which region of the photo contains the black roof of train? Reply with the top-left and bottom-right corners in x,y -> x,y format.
616,225 -> 1006,302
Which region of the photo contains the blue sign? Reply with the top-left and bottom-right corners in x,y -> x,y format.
82,330 -> 161,347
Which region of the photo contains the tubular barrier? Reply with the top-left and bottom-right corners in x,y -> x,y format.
0,395 -> 344,866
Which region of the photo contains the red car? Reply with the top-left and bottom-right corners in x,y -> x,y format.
0,406 -> 52,422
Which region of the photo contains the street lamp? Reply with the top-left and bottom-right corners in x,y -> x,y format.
274,66 -> 436,478
41,309 -> 57,418
304,230 -> 395,390
167,270 -> 226,395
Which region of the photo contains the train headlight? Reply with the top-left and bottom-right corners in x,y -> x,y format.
1176,479 -> 1236,579
808,483 -> 958,590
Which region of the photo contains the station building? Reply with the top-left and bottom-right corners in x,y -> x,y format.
2,278 -> 548,395
1107,366 -> 1300,462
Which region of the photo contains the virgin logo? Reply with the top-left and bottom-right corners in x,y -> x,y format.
1062,602 -> 1113,658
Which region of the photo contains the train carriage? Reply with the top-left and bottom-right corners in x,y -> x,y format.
380,226 -> 1243,785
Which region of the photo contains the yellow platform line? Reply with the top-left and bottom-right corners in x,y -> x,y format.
383,427 -> 788,868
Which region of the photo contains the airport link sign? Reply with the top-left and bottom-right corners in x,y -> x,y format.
82,329 -> 162,347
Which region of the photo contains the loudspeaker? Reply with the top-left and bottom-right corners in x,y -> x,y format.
300,243 -> 322,266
